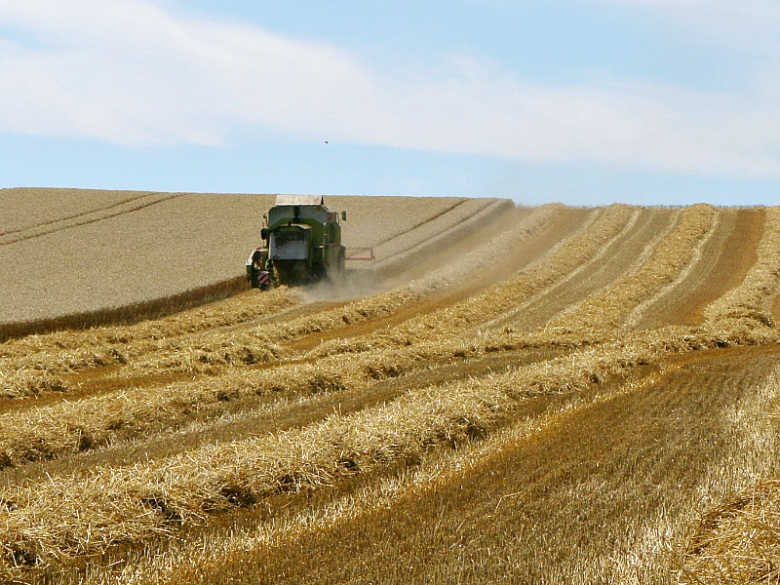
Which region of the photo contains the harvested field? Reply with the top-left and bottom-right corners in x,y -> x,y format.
0,192 -> 779,584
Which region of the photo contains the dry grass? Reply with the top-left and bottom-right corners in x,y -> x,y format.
704,206 -> 780,331
658,209 -> 780,583
0,339 -> 472,468
406,203 -> 565,295
3,200 -> 780,584
409,205 -> 626,333
0,326 -> 602,471
0,288 -> 287,357
75,392 -> 629,585
676,480 -> 780,584
672,365 -> 780,585
546,204 -> 716,333
0,288 -> 299,398
83,202 -> 562,376
3,322 -> 776,575
4,217 -> 578,396
224,205 -> 561,352
0,275 -> 254,343
625,207 -> 721,328
331,203 -> 632,349
0,337 -> 656,570
0,194 -> 511,387
83,344 -> 780,585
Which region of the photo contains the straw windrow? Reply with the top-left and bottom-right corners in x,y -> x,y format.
704,206 -> 780,331
2,201 -> 780,584
3,325 -> 778,572
546,204 -> 716,333
0,338 -> 657,569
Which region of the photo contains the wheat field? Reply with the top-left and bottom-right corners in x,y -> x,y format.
0,190 -> 779,584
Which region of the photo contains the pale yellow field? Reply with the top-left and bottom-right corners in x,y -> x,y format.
0,189 -> 496,329
0,192 -> 778,584
0,188 -> 157,234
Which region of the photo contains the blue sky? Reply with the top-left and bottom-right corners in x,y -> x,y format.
1,0 -> 779,205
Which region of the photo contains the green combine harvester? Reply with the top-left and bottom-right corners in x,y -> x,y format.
246,195 -> 347,289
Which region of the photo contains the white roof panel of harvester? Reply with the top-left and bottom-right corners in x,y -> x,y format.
274,194 -> 325,206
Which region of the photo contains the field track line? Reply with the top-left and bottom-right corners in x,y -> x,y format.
545,207 -> 682,330
514,208 -> 671,332
263,206 -> 556,352
0,289 -> 298,404
704,207 -> 780,329
3,338 -> 649,568
481,207 -> 643,332
378,207 -> 597,341
636,208 -> 764,329
0,193 -> 186,247
0,199 -> 494,344
0,192 -> 154,238
284,207 -> 586,350
0,331 -> 646,568
382,205 -> 535,286
37,352 -> 612,584
204,299 -> 348,337
188,345 -> 780,585
5,203 -> 780,583
617,208 -> 683,283
367,198 -> 468,249
448,207 -> 608,334
374,199 -> 508,270
626,208 -> 720,329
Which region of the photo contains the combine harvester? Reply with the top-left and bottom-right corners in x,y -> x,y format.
246,195 -> 371,289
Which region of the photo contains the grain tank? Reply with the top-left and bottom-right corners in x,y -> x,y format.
246,195 -> 346,288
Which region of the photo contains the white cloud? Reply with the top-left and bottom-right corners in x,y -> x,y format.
0,0 -> 779,179
590,0 -> 780,55
0,0 -> 377,146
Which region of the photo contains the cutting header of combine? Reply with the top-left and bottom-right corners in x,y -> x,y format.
246,195 -> 348,289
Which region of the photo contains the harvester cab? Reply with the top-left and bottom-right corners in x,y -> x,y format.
247,195 -> 346,289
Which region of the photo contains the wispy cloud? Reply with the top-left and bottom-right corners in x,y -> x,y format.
0,0 -> 377,145
591,0 -> 780,55
0,0 -> 779,180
